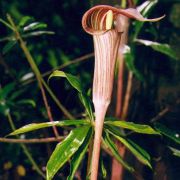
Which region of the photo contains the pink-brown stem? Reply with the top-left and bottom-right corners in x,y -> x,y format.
121,71 -> 133,119
115,54 -> 125,118
111,15 -> 129,180
91,103 -> 108,180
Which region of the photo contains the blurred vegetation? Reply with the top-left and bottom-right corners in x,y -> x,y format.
0,0 -> 179,179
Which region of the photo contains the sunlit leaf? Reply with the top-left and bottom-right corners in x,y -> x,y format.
105,121 -> 160,135
103,131 -> 134,172
67,127 -> 93,180
2,40 -> 17,55
135,39 -> 178,60
20,72 -> 34,82
23,30 -> 55,37
107,129 -> 152,168
134,0 -> 158,38
8,120 -> 90,136
168,147 -> 180,157
23,22 -> 47,31
137,0 -> 158,14
46,126 -> 90,180
154,123 -> 180,144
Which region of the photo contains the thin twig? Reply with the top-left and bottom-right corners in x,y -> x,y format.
0,137 -> 64,143
125,99 -> 180,137
41,78 -> 74,119
22,53 -> 94,86
43,53 -> 94,77
38,79 -> 59,137
151,99 -> 180,123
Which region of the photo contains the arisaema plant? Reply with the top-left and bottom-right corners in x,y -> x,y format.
2,2 -> 179,180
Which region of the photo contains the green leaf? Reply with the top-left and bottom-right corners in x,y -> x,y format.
2,40 -> 17,55
0,102 -> 10,116
107,130 -> 152,168
23,30 -> 55,37
135,39 -> 178,60
100,153 -> 107,179
67,127 -> 93,180
154,123 -> 180,144
168,147 -> 180,157
104,124 -> 125,137
0,83 -> 15,99
46,126 -> 90,180
8,120 -> 90,136
19,16 -> 34,27
9,89 -> 25,100
16,99 -> 36,107
105,121 -> 160,135
0,18 -> 14,30
47,50 -> 58,68
23,22 -> 47,31
49,70 -> 82,92
103,131 -> 134,172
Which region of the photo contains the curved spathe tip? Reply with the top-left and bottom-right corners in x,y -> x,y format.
82,5 -> 165,35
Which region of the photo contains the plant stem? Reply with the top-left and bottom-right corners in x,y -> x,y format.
87,138 -> 93,177
91,104 -> 107,180
111,14 -> 130,180
22,53 -> 94,86
111,56 -> 125,180
0,18 -> 14,30
6,113 -> 45,178
121,71 -> 133,119
115,55 -> 125,118
0,137 -> 64,143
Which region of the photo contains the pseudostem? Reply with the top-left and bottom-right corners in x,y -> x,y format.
91,104 -> 108,180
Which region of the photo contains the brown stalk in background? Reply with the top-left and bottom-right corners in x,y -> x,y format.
111,14 -> 130,180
